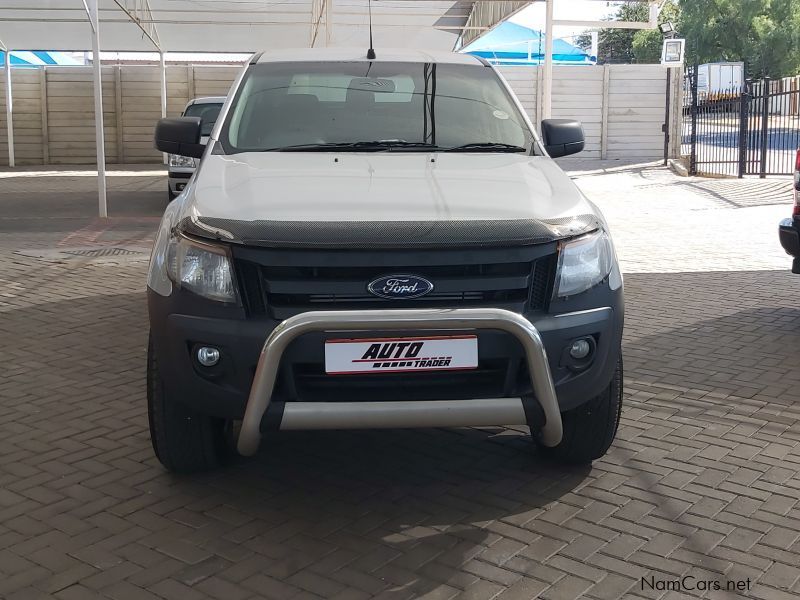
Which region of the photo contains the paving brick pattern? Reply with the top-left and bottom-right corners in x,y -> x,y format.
1,162 -> 798,599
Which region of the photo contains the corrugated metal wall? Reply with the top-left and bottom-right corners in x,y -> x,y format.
0,63 -> 680,165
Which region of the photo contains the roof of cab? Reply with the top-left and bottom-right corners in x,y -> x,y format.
253,48 -> 484,66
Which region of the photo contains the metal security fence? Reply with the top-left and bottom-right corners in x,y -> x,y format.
744,78 -> 800,176
683,65 -> 800,177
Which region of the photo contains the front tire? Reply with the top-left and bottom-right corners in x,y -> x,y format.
538,357 -> 623,464
147,334 -> 230,472
167,185 -> 177,201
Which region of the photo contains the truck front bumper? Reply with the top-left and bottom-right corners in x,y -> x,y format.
149,287 -> 623,455
168,167 -> 195,194
236,308 -> 563,456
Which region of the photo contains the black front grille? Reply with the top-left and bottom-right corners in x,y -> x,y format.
233,245 -> 558,320
290,359 -> 516,402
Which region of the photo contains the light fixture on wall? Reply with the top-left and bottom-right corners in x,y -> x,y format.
659,22 -> 676,37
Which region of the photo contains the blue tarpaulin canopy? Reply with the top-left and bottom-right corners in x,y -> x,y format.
0,50 -> 82,66
463,21 -> 593,66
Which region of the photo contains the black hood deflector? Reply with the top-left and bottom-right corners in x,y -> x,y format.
178,215 -> 601,249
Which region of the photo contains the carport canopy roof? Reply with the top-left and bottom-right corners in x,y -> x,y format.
0,0 -> 533,218
0,0 -> 527,53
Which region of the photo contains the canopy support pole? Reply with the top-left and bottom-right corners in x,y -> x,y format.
325,0 -> 332,45
159,51 -> 167,119
541,0 -> 553,121
3,47 -> 14,167
87,0 -> 107,217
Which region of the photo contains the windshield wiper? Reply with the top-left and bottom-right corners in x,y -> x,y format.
265,140 -> 441,152
442,142 -> 528,153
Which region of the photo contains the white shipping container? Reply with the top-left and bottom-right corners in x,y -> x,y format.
697,62 -> 744,97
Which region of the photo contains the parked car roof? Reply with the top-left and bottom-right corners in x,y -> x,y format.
186,96 -> 226,106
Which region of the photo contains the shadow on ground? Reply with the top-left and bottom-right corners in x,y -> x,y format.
3,266 -> 800,597
0,174 -> 166,234
3,290 -> 592,598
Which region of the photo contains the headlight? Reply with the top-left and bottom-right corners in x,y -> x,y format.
166,235 -> 237,302
554,230 -> 614,297
169,154 -> 195,168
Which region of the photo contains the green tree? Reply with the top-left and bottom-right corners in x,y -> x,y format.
575,4 -> 649,64
632,1 -> 681,63
573,31 -> 593,55
569,0 -> 800,76
575,2 -> 680,64
678,0 -> 800,77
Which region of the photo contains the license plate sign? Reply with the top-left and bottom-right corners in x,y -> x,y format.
325,335 -> 478,375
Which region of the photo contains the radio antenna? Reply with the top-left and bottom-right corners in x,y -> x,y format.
367,0 -> 376,59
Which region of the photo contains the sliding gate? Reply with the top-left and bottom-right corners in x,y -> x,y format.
682,65 -> 800,177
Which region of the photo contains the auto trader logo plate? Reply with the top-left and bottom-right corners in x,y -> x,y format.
325,335 -> 478,375
367,274 -> 434,299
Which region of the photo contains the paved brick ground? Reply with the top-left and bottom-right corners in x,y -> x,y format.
0,161 -> 799,600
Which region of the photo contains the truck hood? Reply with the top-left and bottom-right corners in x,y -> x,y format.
180,152 -> 600,248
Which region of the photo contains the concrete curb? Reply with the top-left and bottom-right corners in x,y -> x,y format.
668,159 -> 689,177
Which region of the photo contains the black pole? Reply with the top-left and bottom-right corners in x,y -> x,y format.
422,64 -> 429,143
747,79 -> 758,174
429,64 -> 437,146
689,61 -> 698,175
366,0 -> 376,59
737,80 -> 749,178
759,77 -> 770,178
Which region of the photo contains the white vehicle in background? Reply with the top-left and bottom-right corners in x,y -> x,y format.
697,62 -> 744,103
148,48 -> 625,473
167,96 -> 225,200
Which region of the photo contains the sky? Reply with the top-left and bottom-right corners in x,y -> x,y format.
510,1 -> 625,44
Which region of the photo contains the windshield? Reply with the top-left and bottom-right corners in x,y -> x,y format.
184,102 -> 223,137
220,61 -> 536,153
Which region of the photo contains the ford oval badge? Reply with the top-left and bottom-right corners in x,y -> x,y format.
368,275 -> 434,300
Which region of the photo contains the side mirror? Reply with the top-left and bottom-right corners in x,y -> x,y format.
154,117 -> 204,158
541,119 -> 585,158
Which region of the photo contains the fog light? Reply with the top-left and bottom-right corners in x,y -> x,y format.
197,346 -> 220,367
569,339 -> 591,360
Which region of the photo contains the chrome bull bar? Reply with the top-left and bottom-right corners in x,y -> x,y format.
236,308 -> 563,457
